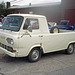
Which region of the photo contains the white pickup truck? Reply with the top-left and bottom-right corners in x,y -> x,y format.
0,14 -> 75,62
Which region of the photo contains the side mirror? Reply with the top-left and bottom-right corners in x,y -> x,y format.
27,26 -> 32,32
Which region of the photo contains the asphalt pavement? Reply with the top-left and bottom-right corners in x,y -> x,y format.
0,50 -> 75,75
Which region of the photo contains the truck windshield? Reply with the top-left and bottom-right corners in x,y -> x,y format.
1,16 -> 23,31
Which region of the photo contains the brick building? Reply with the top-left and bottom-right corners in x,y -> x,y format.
7,0 -> 75,25
61,0 -> 75,25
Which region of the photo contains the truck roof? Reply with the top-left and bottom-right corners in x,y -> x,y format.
7,14 -> 45,18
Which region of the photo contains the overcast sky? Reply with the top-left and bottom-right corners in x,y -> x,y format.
0,0 -> 61,6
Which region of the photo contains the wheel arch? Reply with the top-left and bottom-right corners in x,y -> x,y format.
27,44 -> 44,56
65,42 -> 75,54
67,42 -> 75,48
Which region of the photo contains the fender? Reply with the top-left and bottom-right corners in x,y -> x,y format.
27,43 -> 43,56
67,41 -> 75,49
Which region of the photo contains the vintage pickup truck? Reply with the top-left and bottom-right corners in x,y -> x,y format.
0,14 -> 75,62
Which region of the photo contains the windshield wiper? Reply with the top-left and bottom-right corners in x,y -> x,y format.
0,27 -> 19,32
1,28 -> 12,31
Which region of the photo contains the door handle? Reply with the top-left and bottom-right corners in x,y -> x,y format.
39,35 -> 43,37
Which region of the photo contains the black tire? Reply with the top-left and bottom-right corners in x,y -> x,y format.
28,48 -> 41,62
65,44 -> 74,54
50,26 -> 59,33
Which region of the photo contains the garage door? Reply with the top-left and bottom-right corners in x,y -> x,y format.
65,9 -> 75,26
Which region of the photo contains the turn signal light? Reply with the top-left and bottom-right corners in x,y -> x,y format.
13,50 -> 16,52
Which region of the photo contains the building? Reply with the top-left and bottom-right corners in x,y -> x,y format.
61,0 -> 75,26
7,0 -> 75,25
7,2 -> 61,24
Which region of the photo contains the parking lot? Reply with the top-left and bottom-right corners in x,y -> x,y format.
0,50 -> 75,75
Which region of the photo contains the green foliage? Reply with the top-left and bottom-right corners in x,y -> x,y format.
0,1 -> 7,16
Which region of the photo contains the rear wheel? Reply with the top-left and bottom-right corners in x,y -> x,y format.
28,48 -> 41,62
65,44 -> 74,54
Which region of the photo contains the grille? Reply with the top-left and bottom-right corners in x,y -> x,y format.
0,43 -> 13,52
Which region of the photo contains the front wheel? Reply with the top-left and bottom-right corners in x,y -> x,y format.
28,48 -> 41,62
65,44 -> 74,54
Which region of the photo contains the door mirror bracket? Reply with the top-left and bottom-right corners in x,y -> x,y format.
27,26 -> 32,32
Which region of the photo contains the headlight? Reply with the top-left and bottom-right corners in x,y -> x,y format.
6,38 -> 14,45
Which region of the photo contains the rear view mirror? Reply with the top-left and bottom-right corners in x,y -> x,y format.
27,26 -> 32,32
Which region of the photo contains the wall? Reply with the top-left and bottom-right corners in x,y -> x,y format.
61,0 -> 75,19
7,4 -> 61,23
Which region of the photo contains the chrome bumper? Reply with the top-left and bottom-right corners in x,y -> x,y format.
0,47 -> 16,57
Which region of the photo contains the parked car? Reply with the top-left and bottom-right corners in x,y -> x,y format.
0,22 -> 2,28
48,20 -> 73,31
58,20 -> 73,30
0,14 -> 75,62
2,17 -> 6,24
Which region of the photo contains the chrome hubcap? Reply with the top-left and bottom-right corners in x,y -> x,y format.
68,45 -> 74,53
32,50 -> 39,60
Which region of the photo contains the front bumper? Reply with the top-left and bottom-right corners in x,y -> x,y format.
0,47 -> 16,57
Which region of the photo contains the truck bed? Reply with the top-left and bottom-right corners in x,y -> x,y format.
59,29 -> 74,33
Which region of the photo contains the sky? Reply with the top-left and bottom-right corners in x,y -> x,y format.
0,0 -> 61,6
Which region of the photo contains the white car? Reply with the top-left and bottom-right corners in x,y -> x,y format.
0,14 -> 75,62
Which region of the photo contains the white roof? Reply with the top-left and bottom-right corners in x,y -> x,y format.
7,14 -> 45,18
9,2 -> 61,9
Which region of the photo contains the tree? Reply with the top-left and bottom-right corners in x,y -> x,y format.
0,1 -> 7,16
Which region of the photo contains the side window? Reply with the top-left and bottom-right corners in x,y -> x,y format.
23,18 -> 39,29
